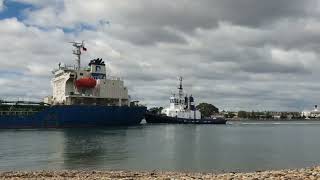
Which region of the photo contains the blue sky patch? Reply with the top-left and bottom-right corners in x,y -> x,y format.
62,23 -> 97,34
0,1 -> 35,21
0,70 -> 24,77
1,1 -> 100,34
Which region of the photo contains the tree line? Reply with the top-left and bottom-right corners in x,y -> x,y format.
237,111 -> 301,119
148,103 -> 303,119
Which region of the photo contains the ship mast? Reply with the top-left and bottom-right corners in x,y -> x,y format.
70,41 -> 86,69
178,76 -> 184,99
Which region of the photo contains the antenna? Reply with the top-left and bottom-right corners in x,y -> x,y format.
178,76 -> 183,99
69,41 -> 86,69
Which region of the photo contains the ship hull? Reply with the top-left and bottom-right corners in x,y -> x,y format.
0,105 -> 146,129
145,113 -> 227,124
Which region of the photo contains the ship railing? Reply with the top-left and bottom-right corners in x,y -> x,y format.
0,100 -> 49,106
106,76 -> 122,81
0,110 -> 37,116
52,64 -> 77,73
62,64 -> 76,69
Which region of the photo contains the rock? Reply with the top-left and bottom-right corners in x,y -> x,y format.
309,175 -> 316,180
3,166 -> 320,180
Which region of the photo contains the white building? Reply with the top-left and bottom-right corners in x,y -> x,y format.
301,105 -> 320,118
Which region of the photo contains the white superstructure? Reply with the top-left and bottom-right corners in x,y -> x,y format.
301,105 -> 320,118
161,77 -> 201,119
44,41 -> 129,106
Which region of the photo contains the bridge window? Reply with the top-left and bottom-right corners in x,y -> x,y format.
174,99 -> 179,105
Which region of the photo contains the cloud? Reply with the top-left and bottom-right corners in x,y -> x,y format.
0,0 -> 4,11
1,1 -> 320,111
19,0 -> 318,28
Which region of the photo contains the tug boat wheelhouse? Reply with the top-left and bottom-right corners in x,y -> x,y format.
145,77 -> 227,124
0,41 -> 146,129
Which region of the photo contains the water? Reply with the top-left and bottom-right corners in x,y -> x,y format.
1,121 -> 320,172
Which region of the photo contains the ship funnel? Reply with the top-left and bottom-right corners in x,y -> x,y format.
189,95 -> 195,111
315,105 -> 318,111
184,96 -> 189,109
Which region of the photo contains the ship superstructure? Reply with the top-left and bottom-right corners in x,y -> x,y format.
161,77 -> 201,119
45,42 -> 129,106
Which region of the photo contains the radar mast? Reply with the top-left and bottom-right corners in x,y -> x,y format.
70,41 -> 86,69
178,76 -> 184,99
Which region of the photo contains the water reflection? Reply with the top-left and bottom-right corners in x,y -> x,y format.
62,127 -> 131,169
171,125 -> 199,171
2,122 -> 320,172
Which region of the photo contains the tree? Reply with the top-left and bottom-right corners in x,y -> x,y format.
265,111 -> 272,119
238,111 -> 248,118
196,103 -> 219,118
148,107 -> 163,114
249,111 -> 257,119
280,113 -> 287,119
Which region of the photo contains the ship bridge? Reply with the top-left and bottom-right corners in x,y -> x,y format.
45,41 -> 129,106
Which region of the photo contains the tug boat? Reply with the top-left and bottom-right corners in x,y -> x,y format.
0,41 -> 146,129
145,77 -> 227,125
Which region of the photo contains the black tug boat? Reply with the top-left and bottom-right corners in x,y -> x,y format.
145,77 -> 227,125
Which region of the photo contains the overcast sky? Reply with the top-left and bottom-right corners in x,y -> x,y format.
1,0 -> 320,111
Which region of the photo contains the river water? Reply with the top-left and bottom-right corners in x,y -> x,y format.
1,121 -> 320,172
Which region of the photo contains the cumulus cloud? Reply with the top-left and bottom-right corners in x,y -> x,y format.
19,1 -> 318,28
0,0 -> 4,11
1,1 -> 320,111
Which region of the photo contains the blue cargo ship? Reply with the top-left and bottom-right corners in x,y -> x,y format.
0,42 -> 146,129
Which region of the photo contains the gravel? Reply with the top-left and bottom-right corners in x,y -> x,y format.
1,166 -> 320,179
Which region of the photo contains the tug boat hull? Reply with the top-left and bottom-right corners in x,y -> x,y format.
145,113 -> 227,125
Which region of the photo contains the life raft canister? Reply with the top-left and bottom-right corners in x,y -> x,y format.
75,77 -> 97,88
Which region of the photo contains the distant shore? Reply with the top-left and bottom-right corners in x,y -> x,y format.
2,166 -> 320,179
227,118 -> 320,121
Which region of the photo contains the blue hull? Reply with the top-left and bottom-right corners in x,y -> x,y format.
0,105 -> 146,129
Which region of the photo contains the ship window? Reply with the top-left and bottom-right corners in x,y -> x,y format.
174,99 -> 178,105
80,73 -> 83,76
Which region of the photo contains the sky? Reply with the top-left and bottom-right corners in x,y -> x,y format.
0,0 -> 320,111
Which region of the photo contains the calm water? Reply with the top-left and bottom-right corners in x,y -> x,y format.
1,121 -> 320,172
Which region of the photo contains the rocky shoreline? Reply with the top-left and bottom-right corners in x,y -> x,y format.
1,167 -> 320,180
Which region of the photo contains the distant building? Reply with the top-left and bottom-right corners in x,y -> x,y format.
301,105 -> 320,118
273,115 -> 281,119
310,105 -> 320,118
301,110 -> 311,117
